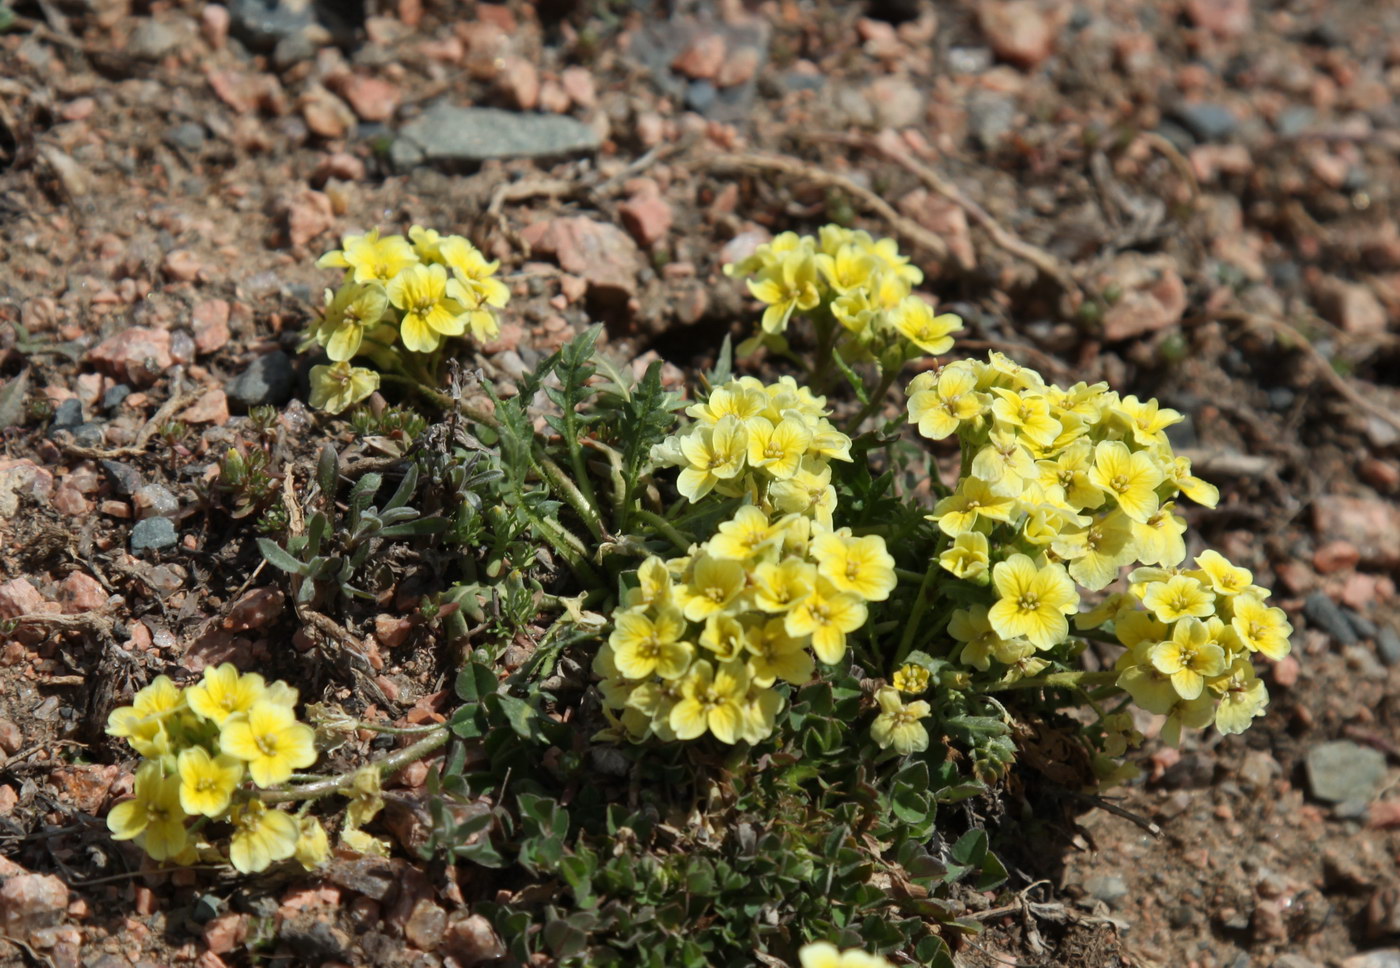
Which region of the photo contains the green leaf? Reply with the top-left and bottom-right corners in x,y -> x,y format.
385,462 -> 419,511
256,538 -> 310,576
455,661 -> 497,703
705,333 -> 733,387
890,788 -> 931,826
831,348 -> 870,405
950,829 -> 987,869
0,368 -> 30,430
315,443 -> 339,505
375,517 -> 449,539
489,693 -> 539,739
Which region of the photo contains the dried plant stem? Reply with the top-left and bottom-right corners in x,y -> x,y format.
699,152 -> 950,262
1221,309 -> 1400,435
258,726 -> 450,804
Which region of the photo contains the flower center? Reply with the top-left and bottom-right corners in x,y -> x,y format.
1017,594 -> 1040,613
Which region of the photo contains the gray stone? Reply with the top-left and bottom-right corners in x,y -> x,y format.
164,123 -> 206,153
102,384 -> 131,410
1305,591 -> 1358,645
71,422 -> 105,447
228,351 -> 295,407
390,104 -> 601,170
1346,608 -> 1379,640
1275,105 -> 1315,137
1306,741 -> 1387,804
127,19 -> 181,60
1378,626 -> 1400,667
130,517 -> 177,553
49,399 -> 83,434
100,460 -> 141,496
227,0 -> 314,52
686,79 -> 718,113
1083,873 -> 1129,908
133,484 -> 179,521
968,91 -> 1017,150
1343,951 -> 1400,968
1173,102 -> 1238,142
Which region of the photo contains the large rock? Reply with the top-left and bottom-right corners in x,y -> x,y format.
1312,496 -> 1400,569
1307,741 -> 1387,804
390,104 -> 601,170
520,217 -> 641,307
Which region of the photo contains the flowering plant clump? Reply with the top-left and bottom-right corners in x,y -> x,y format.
105,664 -> 329,873
303,226 -> 511,413
906,352 -> 1291,745
595,377 -> 896,744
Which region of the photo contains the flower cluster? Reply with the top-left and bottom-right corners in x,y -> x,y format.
105,664 -> 327,873
1099,550 -> 1289,741
798,943 -> 895,968
724,226 -> 963,362
305,226 -> 510,413
909,353 -> 1291,738
650,375 -> 853,516
599,378 -> 895,745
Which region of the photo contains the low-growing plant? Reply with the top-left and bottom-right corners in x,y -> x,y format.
101,223 -> 1293,967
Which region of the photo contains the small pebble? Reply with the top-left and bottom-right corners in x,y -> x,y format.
130,517 -> 178,553
1304,591 -> 1359,646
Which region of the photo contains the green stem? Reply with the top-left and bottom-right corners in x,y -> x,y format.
259,727 -> 450,804
980,670 -> 1119,694
896,550 -> 942,663
843,366 -> 899,435
519,504 -> 604,588
559,397 -> 604,537
632,508 -> 694,554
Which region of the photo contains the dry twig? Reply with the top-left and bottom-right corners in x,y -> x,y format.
696,152 -> 950,262
1221,310 -> 1400,435
59,388 -> 201,460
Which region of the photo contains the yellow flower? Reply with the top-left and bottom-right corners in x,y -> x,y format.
186,663 -> 267,726
220,702 -> 318,788
1229,593 -> 1292,660
669,660 -> 750,744
751,558 -> 816,613
385,262 -> 468,353
987,554 -> 1079,650
870,686 -> 931,755
623,556 -> 674,609
888,296 -> 962,356
743,617 -> 814,687
699,614 -> 748,662
745,415 -> 813,480
1115,646 -> 1180,715
939,531 -> 990,581
677,555 -> 747,623
949,605 -> 1032,670
176,746 -> 245,818
990,389 -> 1062,448
1148,617 -> 1227,700
970,430 -> 1036,497
1140,575 -> 1216,624
1166,455 -> 1220,508
439,235 -> 510,341
1211,657 -> 1269,734
807,418 -> 854,463
857,231 -> 923,287
309,361 -> 380,414
1035,439 -> 1104,510
709,505 -> 779,561
811,530 -> 896,602
815,243 -> 879,294
677,416 -> 748,502
799,942 -> 896,968
1191,550 -> 1252,597
608,608 -> 692,680
1131,502 -> 1187,567
741,688 -> 784,743
294,816 -> 331,870
228,799 -> 300,874
408,224 -> 447,262
748,253 -> 822,334
930,477 -> 1015,537
107,675 -> 185,760
769,459 -> 837,525
1115,395 -> 1184,448
907,362 -> 986,441
317,282 -> 389,361
1052,512 -> 1136,591
107,761 -> 188,861
317,229 -> 417,284
1087,441 -> 1163,523
688,382 -> 769,425
785,578 -> 867,664
892,663 -> 930,695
